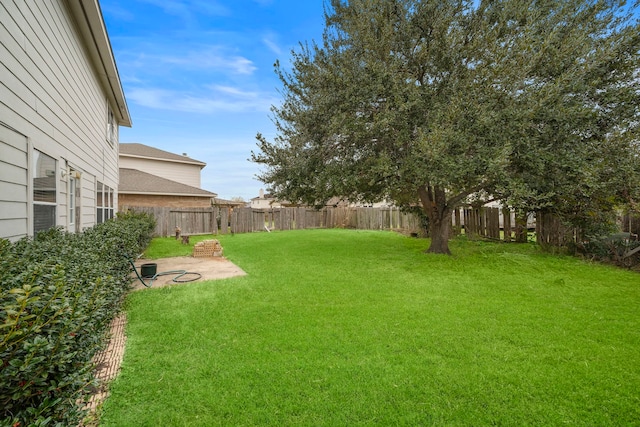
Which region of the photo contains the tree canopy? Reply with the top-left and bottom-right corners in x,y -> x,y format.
252,0 -> 640,254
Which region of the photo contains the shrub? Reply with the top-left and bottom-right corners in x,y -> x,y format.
0,212 -> 155,426
575,232 -> 640,270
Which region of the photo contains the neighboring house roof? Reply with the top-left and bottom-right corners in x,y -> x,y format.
213,197 -> 246,207
119,168 -> 217,197
66,1 -> 131,127
250,193 -> 274,201
119,143 -> 206,167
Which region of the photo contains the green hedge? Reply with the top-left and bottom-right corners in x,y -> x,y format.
0,212 -> 155,426
576,233 -> 640,271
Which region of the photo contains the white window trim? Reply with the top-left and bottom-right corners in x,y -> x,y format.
32,150 -> 57,234
107,107 -> 117,146
96,181 -> 114,224
69,175 -> 76,227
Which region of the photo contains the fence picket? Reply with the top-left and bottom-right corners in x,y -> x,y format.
120,205 -> 599,250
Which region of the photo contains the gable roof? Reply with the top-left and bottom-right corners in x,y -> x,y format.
119,143 -> 206,167
119,168 -> 217,197
213,197 -> 246,207
66,0 -> 131,126
250,193 -> 275,201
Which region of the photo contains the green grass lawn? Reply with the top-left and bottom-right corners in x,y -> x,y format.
140,233 -> 216,258
100,229 -> 640,426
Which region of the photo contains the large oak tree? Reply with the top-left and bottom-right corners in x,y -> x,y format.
252,0 -> 639,254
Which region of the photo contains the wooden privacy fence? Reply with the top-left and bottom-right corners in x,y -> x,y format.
535,211 -> 582,247
121,205 -> 594,247
456,207 -> 510,240
622,212 -> 640,237
533,210 -> 640,248
119,207 -> 218,237
120,206 -> 424,237
121,205 -> 522,240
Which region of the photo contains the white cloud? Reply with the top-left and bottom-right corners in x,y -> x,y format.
189,0 -> 230,15
262,32 -> 283,56
208,85 -> 258,98
120,75 -> 145,84
127,86 -> 278,114
127,88 -> 172,108
224,56 -> 257,75
137,0 -> 230,19
120,46 -> 257,76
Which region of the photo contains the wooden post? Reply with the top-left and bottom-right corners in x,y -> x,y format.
515,209 -> 528,243
502,208 -> 511,242
487,208 -> 498,239
465,208 -> 475,239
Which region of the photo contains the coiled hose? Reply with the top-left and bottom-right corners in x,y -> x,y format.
123,253 -> 202,288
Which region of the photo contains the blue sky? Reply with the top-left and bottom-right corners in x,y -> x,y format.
100,0 -> 326,200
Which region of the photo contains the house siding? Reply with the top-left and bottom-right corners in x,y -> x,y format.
0,0 -> 121,239
119,194 -> 212,208
0,124 -> 29,241
250,198 -> 280,209
119,156 -> 202,188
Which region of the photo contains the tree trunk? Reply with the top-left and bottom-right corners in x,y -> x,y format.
428,213 -> 452,254
419,185 -> 452,255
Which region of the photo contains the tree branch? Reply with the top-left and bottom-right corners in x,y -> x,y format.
447,183 -> 487,208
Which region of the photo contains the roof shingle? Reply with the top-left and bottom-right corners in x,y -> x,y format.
119,143 -> 206,166
119,168 -> 217,197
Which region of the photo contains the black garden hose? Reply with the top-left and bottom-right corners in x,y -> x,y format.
123,252 -> 202,288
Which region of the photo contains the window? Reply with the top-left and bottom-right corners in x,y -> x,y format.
107,107 -> 117,145
97,181 -> 103,224
96,182 -> 114,223
106,186 -> 114,220
108,186 -> 114,219
33,150 -> 56,233
69,171 -> 80,232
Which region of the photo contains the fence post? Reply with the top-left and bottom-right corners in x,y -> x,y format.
468,208 -> 478,238
514,209 -> 528,243
463,208 -> 472,238
220,208 -> 229,234
502,208 -> 511,242
453,208 -> 461,236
